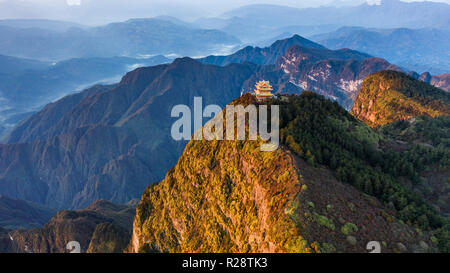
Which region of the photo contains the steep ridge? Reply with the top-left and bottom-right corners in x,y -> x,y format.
412,72 -> 450,92
130,93 -> 447,253
276,45 -> 401,109
0,196 -> 55,229
378,115 -> 450,218
0,18 -> 240,61
0,58 -> 258,209
0,227 -> 16,253
351,70 -> 450,128
201,35 -> 402,110
199,34 -> 326,66
6,200 -> 135,253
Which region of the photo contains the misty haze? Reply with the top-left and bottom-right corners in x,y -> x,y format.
0,0 -> 449,257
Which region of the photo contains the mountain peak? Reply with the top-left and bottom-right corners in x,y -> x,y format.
351,70 -> 450,127
171,56 -> 201,66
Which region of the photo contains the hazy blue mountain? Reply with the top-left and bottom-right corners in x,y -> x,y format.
195,1 -> 450,43
0,19 -> 87,32
0,18 -> 240,61
311,27 -> 450,74
7,200 -> 135,253
0,34 -> 439,213
0,55 -> 171,140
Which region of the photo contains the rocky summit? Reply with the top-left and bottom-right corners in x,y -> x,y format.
351,70 -> 450,128
130,93 -> 447,253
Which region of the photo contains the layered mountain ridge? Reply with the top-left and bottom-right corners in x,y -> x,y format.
0,34 -> 447,215
0,18 -> 240,61
0,58 -> 259,209
0,32 -> 448,253
6,200 -> 135,253
351,70 -> 450,128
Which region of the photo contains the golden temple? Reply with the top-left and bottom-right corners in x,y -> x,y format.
254,80 -> 273,101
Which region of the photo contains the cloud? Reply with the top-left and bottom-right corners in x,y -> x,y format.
66,0 -> 81,6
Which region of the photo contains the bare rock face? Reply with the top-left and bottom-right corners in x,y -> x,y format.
419,72 -> 433,83
0,58 -> 257,210
351,70 -> 450,128
201,34 -> 400,110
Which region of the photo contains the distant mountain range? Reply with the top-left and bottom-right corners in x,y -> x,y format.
0,57 -> 261,209
0,18 -> 240,61
0,54 -> 49,74
131,91 -> 448,253
311,26 -> 450,74
192,1 -> 450,43
352,70 -> 450,128
0,195 -> 55,229
415,73 -> 450,92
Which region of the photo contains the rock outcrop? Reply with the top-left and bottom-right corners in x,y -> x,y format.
351,70 -> 450,128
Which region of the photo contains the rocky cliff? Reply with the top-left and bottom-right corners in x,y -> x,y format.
351,70 -> 450,128
0,195 -> 55,229
130,93 -> 446,253
6,200 -> 135,253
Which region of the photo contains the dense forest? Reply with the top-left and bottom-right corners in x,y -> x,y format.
279,92 -> 449,251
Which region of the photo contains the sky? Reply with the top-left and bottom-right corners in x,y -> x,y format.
0,0 -> 449,25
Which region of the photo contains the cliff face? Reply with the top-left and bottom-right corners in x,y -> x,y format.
7,200 -> 135,253
351,70 -> 450,128
130,94 -> 441,253
0,58 -> 258,210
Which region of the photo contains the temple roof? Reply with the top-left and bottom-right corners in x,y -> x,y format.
255,80 -> 273,91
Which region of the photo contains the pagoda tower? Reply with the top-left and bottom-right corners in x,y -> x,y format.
254,80 -> 273,101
